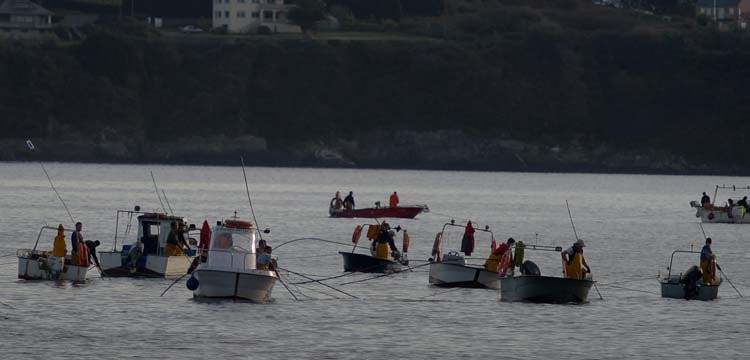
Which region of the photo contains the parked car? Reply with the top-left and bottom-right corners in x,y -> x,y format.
179,25 -> 204,33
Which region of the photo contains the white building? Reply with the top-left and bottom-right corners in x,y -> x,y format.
212,0 -> 301,33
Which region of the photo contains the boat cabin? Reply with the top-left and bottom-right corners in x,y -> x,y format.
112,208 -> 195,256
207,219 -> 258,270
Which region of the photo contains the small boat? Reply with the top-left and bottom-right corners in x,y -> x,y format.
330,204 -> 429,219
691,185 -> 750,224
188,218 -> 277,302
659,250 -> 721,301
99,207 -> 196,278
428,221 -> 499,289
500,275 -> 594,303
340,222 -> 410,273
17,226 -> 89,281
499,244 -> 594,303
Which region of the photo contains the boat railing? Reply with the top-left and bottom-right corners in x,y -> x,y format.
666,250 -> 701,279
32,225 -> 75,252
711,185 -> 750,206
439,221 -> 493,255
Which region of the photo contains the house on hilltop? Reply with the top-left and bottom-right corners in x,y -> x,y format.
0,0 -> 54,37
696,0 -> 749,29
212,0 -> 300,33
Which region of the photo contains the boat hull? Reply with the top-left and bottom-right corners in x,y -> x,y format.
17,255 -> 88,281
99,251 -> 193,278
660,280 -> 720,301
500,276 -> 594,303
692,203 -> 749,224
428,262 -> 499,289
192,268 -> 277,303
340,252 -> 401,273
330,206 -> 427,219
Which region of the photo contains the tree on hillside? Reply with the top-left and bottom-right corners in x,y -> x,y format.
288,0 -> 326,32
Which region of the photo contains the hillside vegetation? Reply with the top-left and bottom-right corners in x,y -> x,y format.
1,0 -> 749,173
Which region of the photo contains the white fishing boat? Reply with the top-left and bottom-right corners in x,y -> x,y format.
187,218 -> 277,302
17,226 -> 88,281
428,221 -> 500,289
99,207 -> 196,278
659,250 -> 721,301
691,185 -> 750,224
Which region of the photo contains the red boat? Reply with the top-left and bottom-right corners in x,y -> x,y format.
329,205 -> 429,219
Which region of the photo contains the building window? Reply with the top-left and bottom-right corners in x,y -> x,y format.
252,0 -> 259,3
238,11 -> 246,18
225,11 -> 230,18
252,11 -> 260,18
263,11 -> 273,20
238,0 -> 245,2
215,11 -> 221,18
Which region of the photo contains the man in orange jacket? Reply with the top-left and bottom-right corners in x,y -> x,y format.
389,192 -> 399,208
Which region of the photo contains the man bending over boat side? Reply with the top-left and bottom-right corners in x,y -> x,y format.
485,238 -> 515,275
166,222 -> 190,256
561,239 -> 590,280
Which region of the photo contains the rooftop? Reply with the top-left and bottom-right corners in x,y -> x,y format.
0,0 -> 53,16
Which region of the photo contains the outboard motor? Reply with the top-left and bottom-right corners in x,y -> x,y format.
520,260 -> 541,276
680,265 -> 702,299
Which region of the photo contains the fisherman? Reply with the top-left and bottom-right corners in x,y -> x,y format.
700,238 -> 716,285
344,191 -> 355,210
71,222 -> 84,265
727,199 -> 735,218
738,196 -> 749,214
373,225 -> 398,259
561,239 -> 590,280
126,242 -> 144,273
700,192 -> 711,208
389,192 -> 400,208
256,239 -> 267,259
461,221 -> 475,256
52,224 -> 67,258
484,238 -> 515,275
84,240 -> 102,270
330,191 -> 344,211
165,222 -> 184,256
177,223 -> 191,252
257,246 -> 273,270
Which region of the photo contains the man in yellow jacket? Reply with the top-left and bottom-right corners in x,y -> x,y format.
562,239 -> 590,280
52,224 -> 67,257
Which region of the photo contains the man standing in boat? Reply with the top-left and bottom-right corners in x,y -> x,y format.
331,191 -> 344,212
561,239 -> 590,280
71,222 -> 84,265
165,222 -> 186,256
484,238 -> 515,275
344,191 -> 355,210
389,192 -> 399,208
701,192 -> 711,208
700,238 -> 716,285
461,221 -> 475,256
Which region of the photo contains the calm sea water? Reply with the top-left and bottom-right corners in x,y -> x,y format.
1,162 -> 749,359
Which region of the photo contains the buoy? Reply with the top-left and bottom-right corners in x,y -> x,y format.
402,230 -> 410,253
186,276 -> 199,290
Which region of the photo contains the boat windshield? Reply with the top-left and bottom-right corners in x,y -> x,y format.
210,229 -> 254,253
207,228 -> 256,269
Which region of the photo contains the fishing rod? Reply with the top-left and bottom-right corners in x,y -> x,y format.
240,156 -> 263,241
274,237 -> 352,251
696,224 -> 742,297
278,266 -> 359,299
26,140 -> 75,225
274,270 -> 299,301
160,272 -> 190,297
566,200 -> 604,301
161,190 -> 174,216
150,171 -> 167,214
